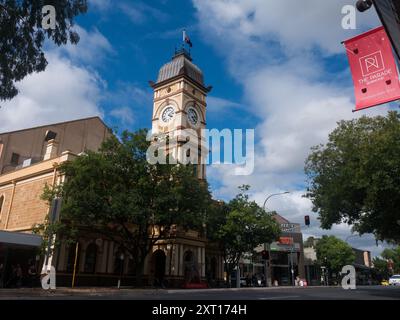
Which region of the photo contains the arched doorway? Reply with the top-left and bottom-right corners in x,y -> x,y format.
206,256 -> 217,285
66,243 -> 81,273
210,257 -> 217,281
184,250 -> 199,283
152,250 -> 166,286
84,243 -> 98,274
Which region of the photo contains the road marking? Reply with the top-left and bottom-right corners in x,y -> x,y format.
258,295 -> 300,300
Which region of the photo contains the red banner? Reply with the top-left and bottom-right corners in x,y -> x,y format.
344,26 -> 400,111
278,237 -> 293,245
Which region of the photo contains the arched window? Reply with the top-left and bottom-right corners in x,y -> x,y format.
0,195 -> 4,220
66,243 -> 80,273
84,243 -> 98,274
113,247 -> 124,275
184,250 -> 199,283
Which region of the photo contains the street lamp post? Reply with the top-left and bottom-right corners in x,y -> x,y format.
262,192 -> 290,213
236,235 -> 241,289
118,253 -> 125,289
289,245 -> 295,286
262,191 -> 290,287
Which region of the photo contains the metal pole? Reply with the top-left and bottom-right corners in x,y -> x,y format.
262,191 -> 290,287
290,245 -> 295,286
236,264 -> 241,288
118,254 -> 124,289
262,192 -> 290,213
264,247 -> 268,287
71,242 -> 79,288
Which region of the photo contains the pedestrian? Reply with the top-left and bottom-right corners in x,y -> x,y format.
260,274 -> 265,287
252,274 -> 257,287
15,264 -> 23,288
245,274 -> 251,287
0,263 -> 4,288
27,260 -> 37,288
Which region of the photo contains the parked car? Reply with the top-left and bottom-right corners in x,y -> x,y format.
389,275 -> 400,286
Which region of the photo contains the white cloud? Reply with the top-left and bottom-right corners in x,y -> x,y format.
194,0 -> 391,256
110,106 -> 135,126
207,96 -> 242,113
193,0 -> 380,57
59,25 -> 115,65
0,53 -> 104,133
89,0 -> 169,25
89,0 -> 112,11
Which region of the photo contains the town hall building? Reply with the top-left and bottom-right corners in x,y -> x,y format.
0,48 -> 224,288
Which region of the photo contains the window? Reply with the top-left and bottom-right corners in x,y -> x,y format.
84,243 -> 98,274
11,153 -> 20,166
66,243 -> 80,273
44,130 -> 57,142
0,195 -> 4,220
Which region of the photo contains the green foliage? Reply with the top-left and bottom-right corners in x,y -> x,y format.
206,185 -> 281,283
381,247 -> 400,274
0,0 -> 87,100
315,235 -> 355,273
304,236 -> 317,248
305,111 -> 400,243
372,247 -> 400,278
372,257 -> 390,279
40,129 -> 211,280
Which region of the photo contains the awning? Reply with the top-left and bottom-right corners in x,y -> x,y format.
0,230 -> 42,247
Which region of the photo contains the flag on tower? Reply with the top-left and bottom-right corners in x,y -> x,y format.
183,29 -> 193,47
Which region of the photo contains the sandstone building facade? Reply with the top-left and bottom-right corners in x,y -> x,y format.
0,50 -> 224,288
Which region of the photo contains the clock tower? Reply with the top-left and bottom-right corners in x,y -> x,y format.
150,48 -> 211,179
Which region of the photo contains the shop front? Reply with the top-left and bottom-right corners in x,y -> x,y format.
0,231 -> 42,288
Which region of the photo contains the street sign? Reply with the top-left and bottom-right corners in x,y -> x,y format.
280,223 -> 299,232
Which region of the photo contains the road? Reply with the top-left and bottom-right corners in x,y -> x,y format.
0,285 -> 399,300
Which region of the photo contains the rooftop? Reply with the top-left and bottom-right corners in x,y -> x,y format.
156,48 -> 204,87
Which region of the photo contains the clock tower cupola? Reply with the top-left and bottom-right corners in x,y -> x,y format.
150,48 -> 212,179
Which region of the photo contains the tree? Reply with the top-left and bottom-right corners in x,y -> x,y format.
381,247 -> 400,274
207,185 -> 281,286
37,129 -> 211,285
0,0 -> 87,101
305,111 -> 400,243
372,256 -> 390,280
316,236 -> 355,278
304,236 -> 317,248
372,247 -> 400,279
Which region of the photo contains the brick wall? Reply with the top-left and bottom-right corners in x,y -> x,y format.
0,175 -> 53,231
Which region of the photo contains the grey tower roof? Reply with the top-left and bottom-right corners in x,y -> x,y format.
156,50 -> 204,86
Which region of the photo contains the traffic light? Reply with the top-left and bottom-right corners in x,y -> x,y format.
305,215 -> 310,227
261,250 -> 269,260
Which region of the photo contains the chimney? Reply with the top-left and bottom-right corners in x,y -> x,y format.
44,139 -> 59,160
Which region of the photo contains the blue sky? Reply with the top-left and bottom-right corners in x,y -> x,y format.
1,0 -> 397,256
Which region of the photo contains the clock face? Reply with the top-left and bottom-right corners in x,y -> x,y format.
187,107 -> 199,126
161,105 -> 175,123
